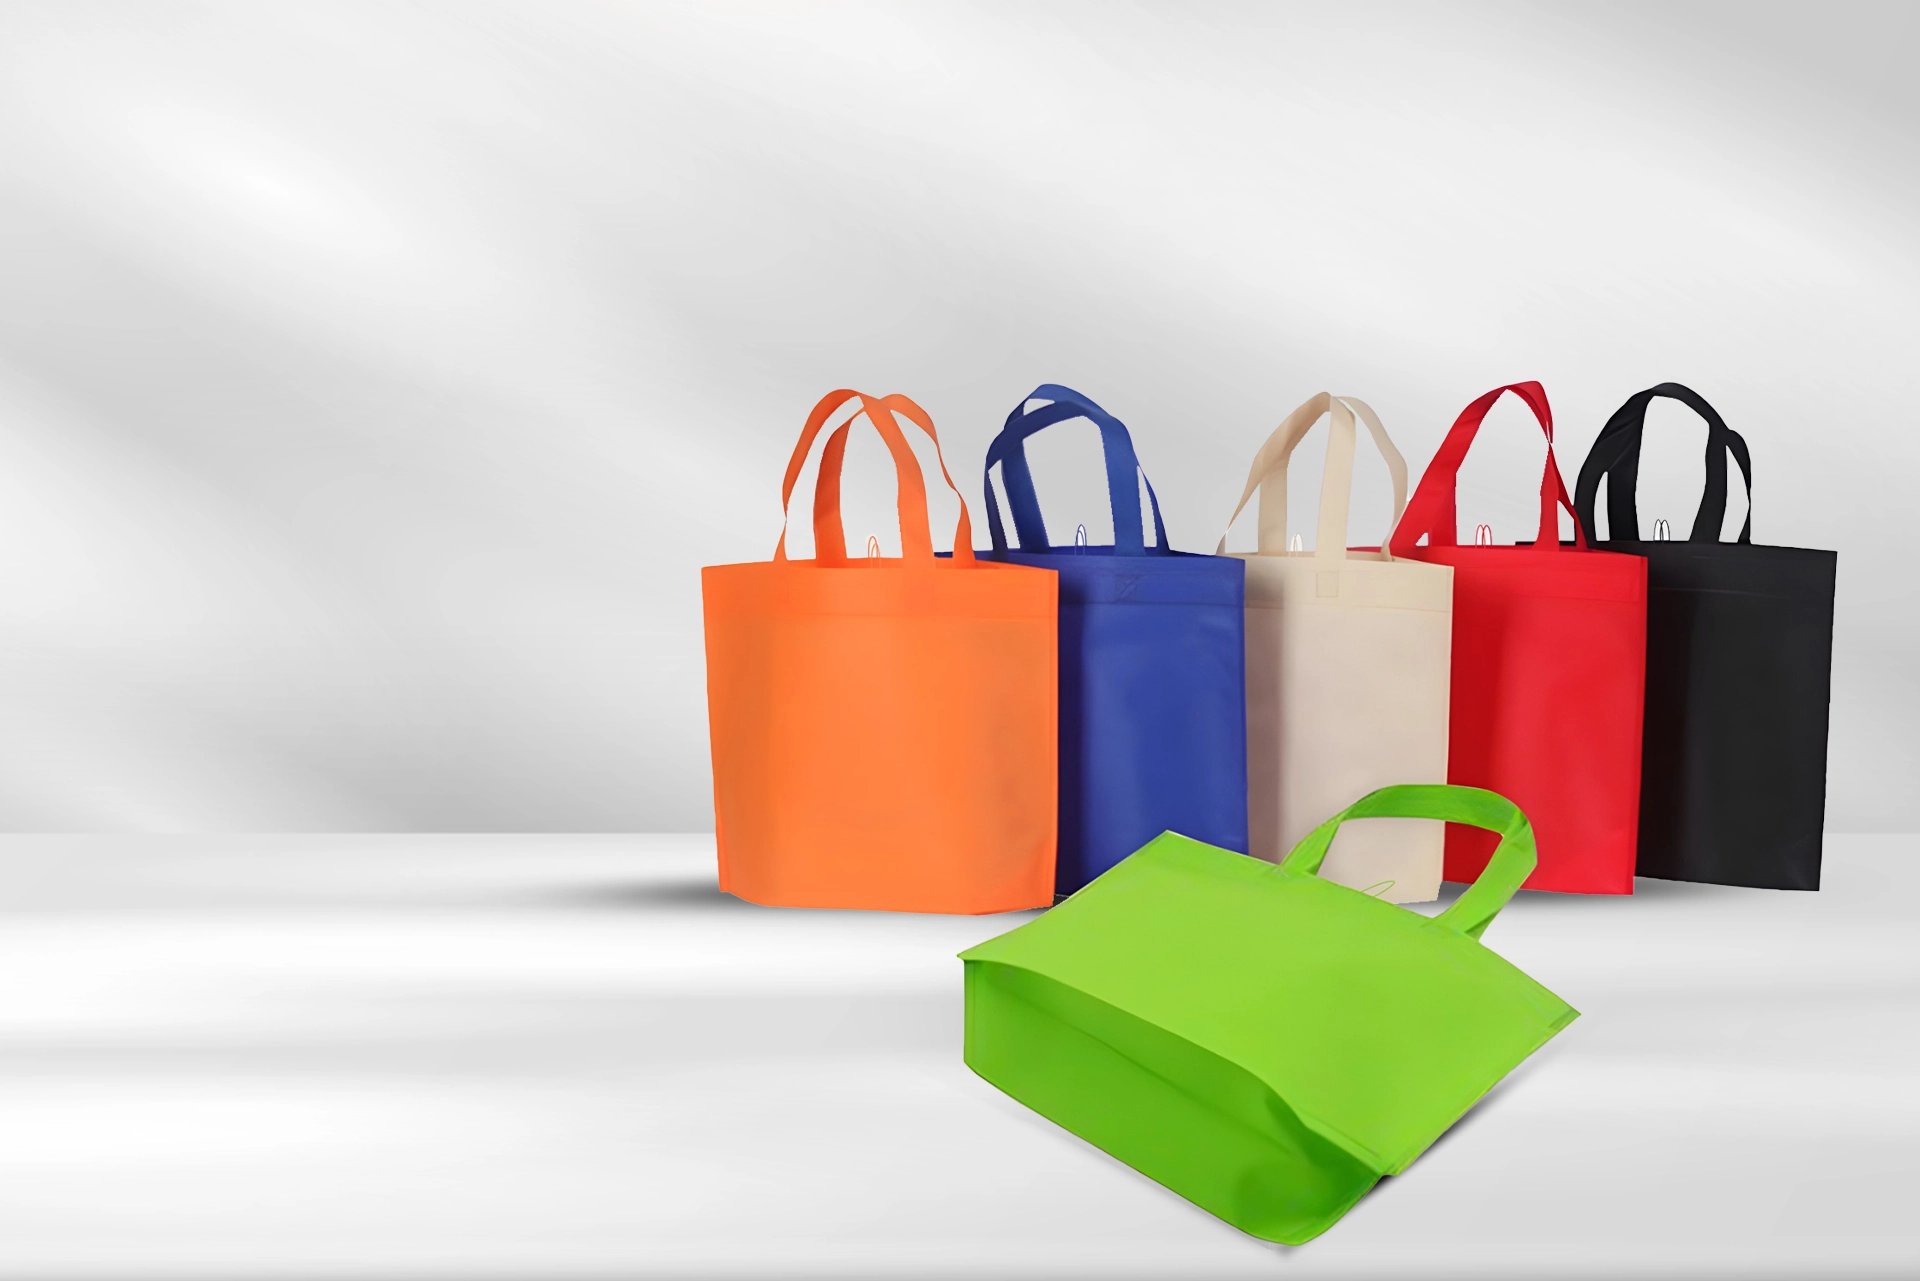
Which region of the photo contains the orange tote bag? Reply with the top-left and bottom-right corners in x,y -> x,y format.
702,390 -> 1059,913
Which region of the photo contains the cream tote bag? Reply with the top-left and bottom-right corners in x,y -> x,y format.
1218,394 -> 1453,902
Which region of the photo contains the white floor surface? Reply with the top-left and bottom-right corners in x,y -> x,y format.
1,834 -> 1915,1278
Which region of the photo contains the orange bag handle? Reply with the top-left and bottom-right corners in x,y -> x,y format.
776,390 -> 976,566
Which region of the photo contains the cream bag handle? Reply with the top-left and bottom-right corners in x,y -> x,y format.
1216,393 -> 1409,560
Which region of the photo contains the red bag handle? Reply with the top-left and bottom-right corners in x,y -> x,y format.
1388,382 -> 1587,556
774,390 -> 975,567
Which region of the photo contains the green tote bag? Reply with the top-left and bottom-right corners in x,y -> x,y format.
959,784 -> 1577,1245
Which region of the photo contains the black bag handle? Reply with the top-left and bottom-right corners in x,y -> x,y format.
1575,383 -> 1752,544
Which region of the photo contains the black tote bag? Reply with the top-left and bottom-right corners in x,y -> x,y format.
1575,384 -> 1836,890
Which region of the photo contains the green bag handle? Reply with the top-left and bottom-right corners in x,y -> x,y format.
1280,785 -> 1537,941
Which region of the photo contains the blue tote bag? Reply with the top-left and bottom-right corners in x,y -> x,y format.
984,385 -> 1248,896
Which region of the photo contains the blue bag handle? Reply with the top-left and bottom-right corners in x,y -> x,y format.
984,385 -> 1172,556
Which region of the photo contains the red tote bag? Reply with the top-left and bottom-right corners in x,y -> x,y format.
1389,383 -> 1647,894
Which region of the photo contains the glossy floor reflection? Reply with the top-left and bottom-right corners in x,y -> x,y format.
1,835 -> 1915,1278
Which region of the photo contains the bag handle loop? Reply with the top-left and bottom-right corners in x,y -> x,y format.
1281,784 -> 1538,941
1214,393 -> 1409,560
775,390 -> 975,566
983,385 -> 1171,556
1387,382 -> 1586,556
1574,383 -> 1753,545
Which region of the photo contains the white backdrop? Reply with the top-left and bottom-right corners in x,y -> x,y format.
0,0 -> 1912,831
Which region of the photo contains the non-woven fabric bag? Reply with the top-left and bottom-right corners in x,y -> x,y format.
703,389 -> 1058,913
1219,393 -> 1453,902
1388,382 -> 1648,895
961,784 -> 1577,1245
1575,383 -> 1837,890
983,384 -> 1247,897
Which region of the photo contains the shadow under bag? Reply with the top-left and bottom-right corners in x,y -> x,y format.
983,385 -> 1248,896
961,784 -> 1576,1245
1575,383 -> 1836,890
702,390 -> 1058,913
